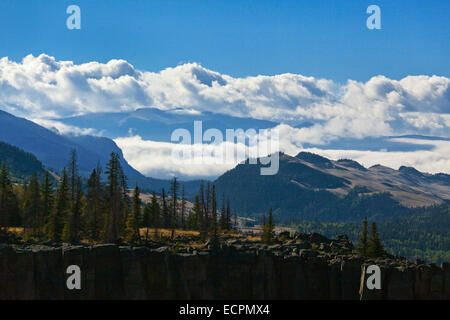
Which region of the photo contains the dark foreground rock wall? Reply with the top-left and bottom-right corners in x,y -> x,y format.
0,243 -> 448,300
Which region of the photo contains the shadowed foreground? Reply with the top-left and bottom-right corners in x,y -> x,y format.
0,233 -> 448,300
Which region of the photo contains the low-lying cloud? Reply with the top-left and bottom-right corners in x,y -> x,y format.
1,54 -> 449,178
115,132 -> 450,179
1,54 -> 449,139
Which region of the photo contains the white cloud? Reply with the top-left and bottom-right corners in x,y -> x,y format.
298,138 -> 450,175
31,118 -> 102,136
115,129 -> 450,179
114,129 -> 280,179
1,54 -> 449,176
0,54 -> 448,140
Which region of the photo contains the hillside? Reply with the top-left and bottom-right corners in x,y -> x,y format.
214,152 -> 450,222
0,109 -> 144,180
295,205 -> 450,264
0,141 -> 48,183
0,109 -> 202,196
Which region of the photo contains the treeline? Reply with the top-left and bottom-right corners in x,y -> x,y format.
293,205 -> 450,264
0,149 -> 238,245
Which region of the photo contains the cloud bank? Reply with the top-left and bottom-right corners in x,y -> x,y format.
115,133 -> 450,179
1,54 -> 449,178
1,54 -> 449,139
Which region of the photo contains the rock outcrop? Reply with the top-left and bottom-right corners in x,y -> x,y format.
0,234 -> 448,300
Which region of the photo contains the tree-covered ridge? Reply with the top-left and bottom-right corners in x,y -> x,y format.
0,141 -> 48,183
294,205 -> 450,264
0,149 -> 238,246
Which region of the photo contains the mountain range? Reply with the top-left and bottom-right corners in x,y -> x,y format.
54,107 -> 277,141
215,152 -> 450,222
1,108 -> 449,223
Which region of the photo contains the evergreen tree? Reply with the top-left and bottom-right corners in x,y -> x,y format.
210,184 -> 218,248
357,217 -> 369,256
150,192 -> 160,239
142,201 -> 151,228
367,222 -> 385,258
219,193 -> 226,231
188,195 -> 200,230
63,176 -> 83,243
46,169 -> 70,242
142,201 -> 151,242
125,185 -> 141,244
85,168 -> 102,241
62,149 -> 83,243
0,163 -> 20,230
169,177 -> 178,236
119,164 -> 129,235
102,152 -> 125,243
22,174 -> 42,239
180,184 -> 186,230
205,182 -> 211,231
262,207 -> 274,244
41,171 -> 54,234
199,181 -> 207,240
226,200 -> 231,231
161,188 -> 169,228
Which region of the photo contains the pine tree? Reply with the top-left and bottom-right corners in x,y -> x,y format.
142,201 -> 151,242
63,176 -> 83,243
41,171 -> 54,235
262,207 -> 274,244
119,164 -> 129,235
367,222 -> 385,258
46,169 -> 70,242
180,184 -> 186,230
161,188 -> 169,228
102,152 -> 126,243
219,193 -> 226,231
0,163 -> 20,231
63,150 -> 83,243
169,177 -> 178,237
125,185 -> 141,244
23,174 -> 42,239
85,168 -> 102,241
226,200 -> 231,231
357,217 -> 369,256
205,182 -> 211,231
150,192 -> 160,239
142,202 -> 151,228
210,184 -> 218,248
199,181 -> 206,240
188,195 -> 200,230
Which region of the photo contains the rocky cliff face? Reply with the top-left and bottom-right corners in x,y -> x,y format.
0,234 -> 448,300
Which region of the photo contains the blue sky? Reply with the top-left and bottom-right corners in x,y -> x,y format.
0,0 -> 448,82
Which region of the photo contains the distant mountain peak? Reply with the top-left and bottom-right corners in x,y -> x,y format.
295,151 -> 334,168
336,159 -> 368,171
399,166 -> 424,177
214,152 -> 450,222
